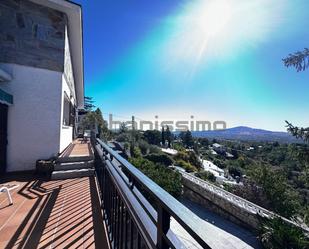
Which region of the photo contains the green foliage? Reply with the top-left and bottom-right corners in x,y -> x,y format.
259,217 -> 309,249
145,153 -> 174,166
176,160 -> 197,172
197,137 -> 209,147
174,151 -> 202,170
143,130 -> 161,145
161,126 -> 165,146
173,143 -> 185,151
119,122 -> 128,133
128,157 -> 182,197
84,96 -> 95,111
213,158 -> 227,169
227,178 -> 270,208
196,171 -> 216,182
138,139 -> 150,155
165,125 -> 173,148
249,165 -> 301,218
131,146 -> 142,158
228,165 -> 243,177
283,48 -> 309,72
179,130 -> 194,148
116,132 -> 131,143
79,108 -> 110,140
94,108 -> 110,139
148,145 -> 161,154
286,121 -> 309,142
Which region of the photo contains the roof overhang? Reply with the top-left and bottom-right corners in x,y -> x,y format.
0,68 -> 12,82
30,0 -> 84,109
0,88 -> 13,105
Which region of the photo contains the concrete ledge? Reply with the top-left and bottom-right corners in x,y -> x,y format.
54,160 -> 94,171
51,168 -> 95,180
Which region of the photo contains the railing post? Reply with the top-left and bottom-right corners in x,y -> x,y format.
128,175 -> 135,190
156,206 -> 170,249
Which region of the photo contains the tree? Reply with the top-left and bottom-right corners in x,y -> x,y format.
138,140 -> 150,155
283,49 -> 309,141
143,130 -> 161,145
196,171 -> 216,182
198,138 -> 209,147
180,130 -> 194,148
165,125 -> 172,148
286,121 -> 309,142
145,153 -> 174,167
84,96 -> 95,111
249,165 -> 300,218
283,48 -> 309,72
79,107 -> 110,140
283,51 -> 309,204
161,126 -> 165,147
259,217 -> 309,249
128,157 -> 182,197
119,122 -> 128,134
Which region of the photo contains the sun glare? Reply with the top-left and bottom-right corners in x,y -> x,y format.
196,0 -> 232,37
163,0 -> 288,71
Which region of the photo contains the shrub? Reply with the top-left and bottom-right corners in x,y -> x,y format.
129,157 -> 182,197
176,160 -> 197,172
228,165 -> 243,177
145,153 -> 174,166
259,217 -> 309,249
175,151 -> 202,169
196,171 -> 216,182
138,139 -> 150,155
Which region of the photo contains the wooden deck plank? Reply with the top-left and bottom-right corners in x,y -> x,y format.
0,176 -> 109,249
60,139 -> 94,158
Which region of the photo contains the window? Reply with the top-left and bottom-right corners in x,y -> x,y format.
63,93 -> 75,126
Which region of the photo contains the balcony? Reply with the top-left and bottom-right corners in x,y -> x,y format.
0,176 -> 108,248
1,137 -> 253,249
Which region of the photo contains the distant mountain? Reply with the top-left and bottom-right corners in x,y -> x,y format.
192,126 -> 301,143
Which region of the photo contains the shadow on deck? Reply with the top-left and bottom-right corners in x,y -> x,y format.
0,175 -> 109,249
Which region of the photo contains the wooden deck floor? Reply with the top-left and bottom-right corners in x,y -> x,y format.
0,176 -> 109,249
60,139 -> 94,159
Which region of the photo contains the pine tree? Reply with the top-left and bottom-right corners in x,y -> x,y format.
165,125 -> 172,148
161,126 -> 165,147
84,96 -> 95,111
283,48 -> 309,141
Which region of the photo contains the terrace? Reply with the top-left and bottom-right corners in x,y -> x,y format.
0,176 -> 108,248
0,137 -> 254,249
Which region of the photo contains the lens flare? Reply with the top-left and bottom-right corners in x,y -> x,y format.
163,0 -> 288,70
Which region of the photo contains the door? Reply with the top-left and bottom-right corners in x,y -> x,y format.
0,103 -> 8,174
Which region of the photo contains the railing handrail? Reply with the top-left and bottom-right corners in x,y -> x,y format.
180,171 -> 309,232
96,138 -> 213,248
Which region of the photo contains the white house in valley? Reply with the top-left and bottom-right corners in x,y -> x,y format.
0,0 -> 84,173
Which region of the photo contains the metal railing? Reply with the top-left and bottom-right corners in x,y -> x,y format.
92,137 -> 212,249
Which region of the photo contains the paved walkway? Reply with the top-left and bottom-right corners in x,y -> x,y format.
0,176 -> 109,249
171,198 -> 261,249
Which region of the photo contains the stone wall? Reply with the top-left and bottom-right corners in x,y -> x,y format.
182,178 -> 260,231
0,0 -> 67,72
180,172 -> 308,233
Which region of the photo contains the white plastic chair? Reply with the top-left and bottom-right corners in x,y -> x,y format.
0,185 -> 18,206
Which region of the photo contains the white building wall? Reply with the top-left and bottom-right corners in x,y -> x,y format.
59,26 -> 76,153
0,63 -> 62,172
59,75 -> 74,152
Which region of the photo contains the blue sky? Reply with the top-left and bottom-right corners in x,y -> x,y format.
76,0 -> 309,131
